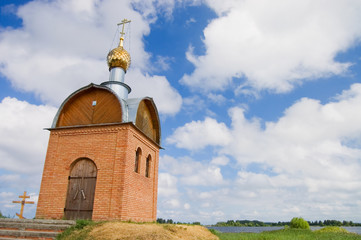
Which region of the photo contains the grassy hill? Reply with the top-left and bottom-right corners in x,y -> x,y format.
58,221 -> 219,240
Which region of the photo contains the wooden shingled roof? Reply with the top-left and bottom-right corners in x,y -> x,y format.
52,83 -> 161,145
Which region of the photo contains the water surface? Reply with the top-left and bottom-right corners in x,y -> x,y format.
207,226 -> 361,234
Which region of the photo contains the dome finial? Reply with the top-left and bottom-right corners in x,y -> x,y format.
117,19 -> 131,47
107,19 -> 132,72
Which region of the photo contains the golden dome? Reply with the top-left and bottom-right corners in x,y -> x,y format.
107,45 -> 131,72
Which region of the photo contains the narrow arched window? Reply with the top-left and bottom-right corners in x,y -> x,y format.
135,148 -> 142,173
145,155 -> 151,178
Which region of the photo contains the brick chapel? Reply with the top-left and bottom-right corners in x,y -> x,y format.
36,20 -> 161,221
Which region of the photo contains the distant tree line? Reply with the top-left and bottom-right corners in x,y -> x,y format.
0,211 -> 9,219
214,220 -> 268,227
213,219 -> 361,227
156,218 -> 201,225
308,220 -> 361,227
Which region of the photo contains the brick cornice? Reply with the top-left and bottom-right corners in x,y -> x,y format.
50,126 -> 126,136
48,122 -> 162,149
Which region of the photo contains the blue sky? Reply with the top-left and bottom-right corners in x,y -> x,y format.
1,0 -> 361,224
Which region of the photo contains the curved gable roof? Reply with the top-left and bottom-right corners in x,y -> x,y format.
51,83 -> 161,145
52,83 -> 126,128
126,97 -> 161,145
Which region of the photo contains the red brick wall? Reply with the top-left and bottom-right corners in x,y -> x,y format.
36,123 -> 159,222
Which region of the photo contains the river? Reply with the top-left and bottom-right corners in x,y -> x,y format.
207,226 -> 361,234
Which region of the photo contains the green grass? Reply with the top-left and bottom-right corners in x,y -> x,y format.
56,219 -> 100,240
57,222 -> 361,240
315,226 -> 350,233
214,228 -> 361,240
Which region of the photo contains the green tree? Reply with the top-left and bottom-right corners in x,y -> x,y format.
290,217 -> 310,229
157,218 -> 166,224
0,211 -> 7,218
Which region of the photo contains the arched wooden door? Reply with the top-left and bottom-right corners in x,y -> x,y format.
64,158 -> 97,220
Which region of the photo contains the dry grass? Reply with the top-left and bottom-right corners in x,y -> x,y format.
70,221 -> 219,240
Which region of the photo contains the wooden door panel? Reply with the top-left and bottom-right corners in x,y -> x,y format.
64,159 -> 97,220
80,177 -> 96,211
77,209 -> 93,220
64,209 -> 79,220
65,178 -> 82,209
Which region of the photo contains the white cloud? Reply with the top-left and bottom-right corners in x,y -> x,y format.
166,83 -> 361,221
131,0 -> 177,20
127,69 -> 182,115
28,192 -> 38,204
0,97 -> 57,174
159,155 -> 227,187
185,17 -> 196,26
207,93 -> 227,105
198,192 -> 212,200
0,192 -> 15,199
153,55 -> 174,71
166,117 -> 232,150
182,95 -> 207,115
0,174 -> 20,183
160,155 -> 196,176
163,198 -> 181,208
160,139 -> 231,219
211,210 -> 225,217
0,0 -> 182,115
158,173 -> 178,197
182,166 -> 225,186
225,84 -> 361,175
182,0 -> 361,94
184,203 -> 191,210
210,155 -> 229,166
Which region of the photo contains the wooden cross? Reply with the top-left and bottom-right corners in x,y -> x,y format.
117,19 -> 131,47
12,191 -> 34,219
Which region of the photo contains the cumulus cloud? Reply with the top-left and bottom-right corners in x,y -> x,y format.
0,97 -> 56,217
0,97 -> 57,174
166,83 -> 361,221
207,93 -> 227,105
159,155 -> 227,186
0,192 -> 16,215
226,84 -> 361,174
158,173 -> 178,197
210,156 -> 230,166
163,198 -> 181,208
158,154 -> 228,222
182,0 -> 361,94
184,203 -> 191,210
166,117 -> 232,150
181,165 -> 225,186
0,192 -> 15,200
127,69 -> 182,115
131,0 -> 177,20
0,0 -> 182,115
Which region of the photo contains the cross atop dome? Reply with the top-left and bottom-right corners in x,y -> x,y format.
117,19 -> 131,47
107,19 -> 132,73
105,19 -> 132,99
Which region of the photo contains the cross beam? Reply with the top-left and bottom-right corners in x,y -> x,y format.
12,191 -> 34,219
117,19 -> 131,47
